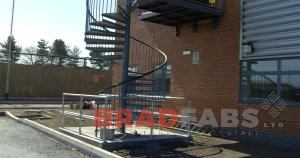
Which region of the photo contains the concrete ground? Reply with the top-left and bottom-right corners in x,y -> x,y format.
1,107 -> 300,158
0,117 -> 86,158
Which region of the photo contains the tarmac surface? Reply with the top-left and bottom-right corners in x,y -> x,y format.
0,117 -> 86,158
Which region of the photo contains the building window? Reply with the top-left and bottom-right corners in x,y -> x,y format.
244,60 -> 278,72
281,75 -> 300,102
282,59 -> 300,71
155,64 -> 172,94
241,58 -> 300,104
242,75 -> 278,100
166,65 -> 172,94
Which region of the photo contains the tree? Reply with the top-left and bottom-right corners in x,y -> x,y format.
50,39 -> 68,65
21,46 -> 38,65
89,51 -> 113,70
0,36 -> 22,63
36,39 -> 49,65
67,46 -> 81,67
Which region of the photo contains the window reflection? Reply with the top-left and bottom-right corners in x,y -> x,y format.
154,64 -> 172,94
243,74 -> 277,100
282,75 -> 300,102
249,60 -> 278,72
242,58 -> 300,103
282,59 -> 300,71
166,65 -> 172,94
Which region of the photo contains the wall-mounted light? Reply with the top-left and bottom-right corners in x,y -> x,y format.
242,44 -> 253,54
183,50 -> 192,56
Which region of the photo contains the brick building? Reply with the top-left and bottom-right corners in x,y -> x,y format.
85,0 -> 300,149
121,0 -> 300,149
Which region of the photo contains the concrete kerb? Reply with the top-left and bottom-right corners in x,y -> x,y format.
4,111 -> 122,158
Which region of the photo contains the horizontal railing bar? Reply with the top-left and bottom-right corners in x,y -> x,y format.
63,93 -> 187,100
61,110 -> 190,120
63,93 -> 117,98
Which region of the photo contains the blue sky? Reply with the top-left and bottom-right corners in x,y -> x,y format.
0,0 -> 89,56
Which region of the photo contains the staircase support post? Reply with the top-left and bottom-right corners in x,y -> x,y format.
120,2 -> 131,114
119,1 -> 131,134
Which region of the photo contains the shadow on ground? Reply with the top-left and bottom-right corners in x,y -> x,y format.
112,137 -> 300,158
111,141 -> 223,158
214,140 -> 300,158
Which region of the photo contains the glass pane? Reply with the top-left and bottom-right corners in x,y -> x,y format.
281,75 -> 300,102
249,60 -> 278,72
166,78 -> 171,94
166,65 -> 172,78
166,65 -> 172,71
241,62 -> 248,72
282,59 -> 300,71
242,74 -> 278,100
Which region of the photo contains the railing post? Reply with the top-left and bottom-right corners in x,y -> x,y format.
103,97 -> 108,143
188,99 -> 192,136
61,94 -> 65,128
79,96 -> 83,135
95,99 -> 100,138
151,100 -> 154,138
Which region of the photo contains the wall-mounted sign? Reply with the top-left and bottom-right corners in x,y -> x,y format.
192,52 -> 200,64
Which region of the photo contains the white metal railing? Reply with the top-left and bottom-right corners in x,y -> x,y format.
61,93 -> 193,142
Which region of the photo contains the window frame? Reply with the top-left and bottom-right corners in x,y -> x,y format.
154,64 -> 172,94
240,57 -> 300,106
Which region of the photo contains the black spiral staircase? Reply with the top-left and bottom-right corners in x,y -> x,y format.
85,0 -> 168,119
84,0 -> 224,136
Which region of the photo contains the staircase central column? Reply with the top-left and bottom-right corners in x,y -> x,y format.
120,2 -> 131,109
120,0 -> 132,134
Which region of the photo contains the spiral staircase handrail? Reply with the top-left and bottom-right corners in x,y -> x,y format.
85,0 -> 168,96
96,36 -> 168,94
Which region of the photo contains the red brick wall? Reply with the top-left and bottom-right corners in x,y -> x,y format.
114,0 -> 300,136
